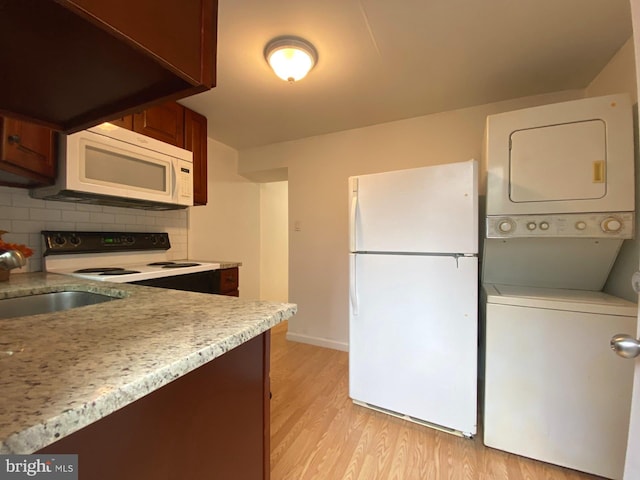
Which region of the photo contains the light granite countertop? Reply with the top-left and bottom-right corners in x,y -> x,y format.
0,272 -> 296,454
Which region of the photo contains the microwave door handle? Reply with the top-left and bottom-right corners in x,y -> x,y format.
171,162 -> 177,196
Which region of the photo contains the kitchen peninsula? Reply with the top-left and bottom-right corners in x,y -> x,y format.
0,273 -> 296,479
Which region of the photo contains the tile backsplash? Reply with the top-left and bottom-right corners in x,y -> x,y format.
0,186 -> 188,273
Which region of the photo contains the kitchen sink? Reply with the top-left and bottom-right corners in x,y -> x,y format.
0,291 -> 120,320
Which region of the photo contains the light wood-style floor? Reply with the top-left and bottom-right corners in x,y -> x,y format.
269,322 -> 603,480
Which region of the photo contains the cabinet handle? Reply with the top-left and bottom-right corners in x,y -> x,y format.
7,134 -> 42,157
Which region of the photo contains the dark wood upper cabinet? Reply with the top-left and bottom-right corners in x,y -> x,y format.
0,117 -> 56,187
185,109 -> 208,205
0,0 -> 217,133
133,103 -> 185,147
108,115 -> 134,130
66,0 -> 214,86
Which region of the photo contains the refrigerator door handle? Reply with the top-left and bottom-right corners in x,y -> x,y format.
350,254 -> 359,316
349,178 -> 358,252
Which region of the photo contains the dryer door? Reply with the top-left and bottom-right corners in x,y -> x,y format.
484,93 -> 634,216
510,120 -> 606,203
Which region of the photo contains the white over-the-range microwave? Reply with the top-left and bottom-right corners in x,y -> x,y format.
30,123 -> 193,210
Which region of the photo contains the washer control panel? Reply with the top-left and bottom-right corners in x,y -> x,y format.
486,212 -> 634,238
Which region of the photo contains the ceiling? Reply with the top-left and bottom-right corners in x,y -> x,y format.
179,0 -> 633,150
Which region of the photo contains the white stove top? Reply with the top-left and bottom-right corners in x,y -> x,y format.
44,252 -> 220,283
48,262 -> 221,283
41,231 -> 221,284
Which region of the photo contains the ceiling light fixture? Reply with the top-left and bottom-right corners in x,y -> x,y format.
264,36 -> 318,83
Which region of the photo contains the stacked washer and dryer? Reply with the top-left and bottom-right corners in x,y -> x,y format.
481,94 -> 637,479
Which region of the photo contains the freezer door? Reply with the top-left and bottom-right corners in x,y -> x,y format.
349,253 -> 478,435
350,159 -> 478,254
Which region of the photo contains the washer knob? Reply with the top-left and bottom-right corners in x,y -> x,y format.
575,221 -> 587,231
526,222 -> 537,231
498,219 -> 515,233
539,222 -> 550,231
601,217 -> 623,233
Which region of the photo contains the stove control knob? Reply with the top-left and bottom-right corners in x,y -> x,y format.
497,219 -> 515,234
69,236 -> 81,246
159,236 -> 167,245
526,222 -> 537,231
539,222 -> 550,231
125,236 -> 134,244
53,235 -> 66,246
575,221 -> 587,231
601,217 -> 623,233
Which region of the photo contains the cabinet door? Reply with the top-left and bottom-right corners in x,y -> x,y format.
64,0 -> 216,86
0,1 -> 217,132
219,268 -> 239,297
185,109 -> 208,205
108,115 -> 133,130
133,103 -> 184,147
39,332 -> 270,480
0,117 -> 56,187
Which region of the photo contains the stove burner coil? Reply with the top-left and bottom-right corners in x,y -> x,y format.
147,261 -> 202,268
100,270 -> 141,275
162,262 -> 201,268
74,267 -> 126,273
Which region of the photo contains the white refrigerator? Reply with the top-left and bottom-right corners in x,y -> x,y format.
348,159 -> 478,437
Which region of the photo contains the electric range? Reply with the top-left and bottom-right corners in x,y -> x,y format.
42,231 -> 220,285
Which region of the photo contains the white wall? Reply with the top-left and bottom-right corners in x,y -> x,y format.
587,37 -> 637,103
239,90 -> 584,350
188,139 -> 261,299
0,187 -> 188,272
587,36 -> 640,302
259,181 -> 288,302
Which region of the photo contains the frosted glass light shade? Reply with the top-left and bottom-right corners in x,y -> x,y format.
265,37 -> 317,82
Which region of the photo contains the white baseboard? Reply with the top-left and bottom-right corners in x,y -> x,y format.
285,331 -> 349,352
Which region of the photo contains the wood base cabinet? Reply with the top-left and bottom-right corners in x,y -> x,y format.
217,267 -> 239,297
39,331 -> 271,480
